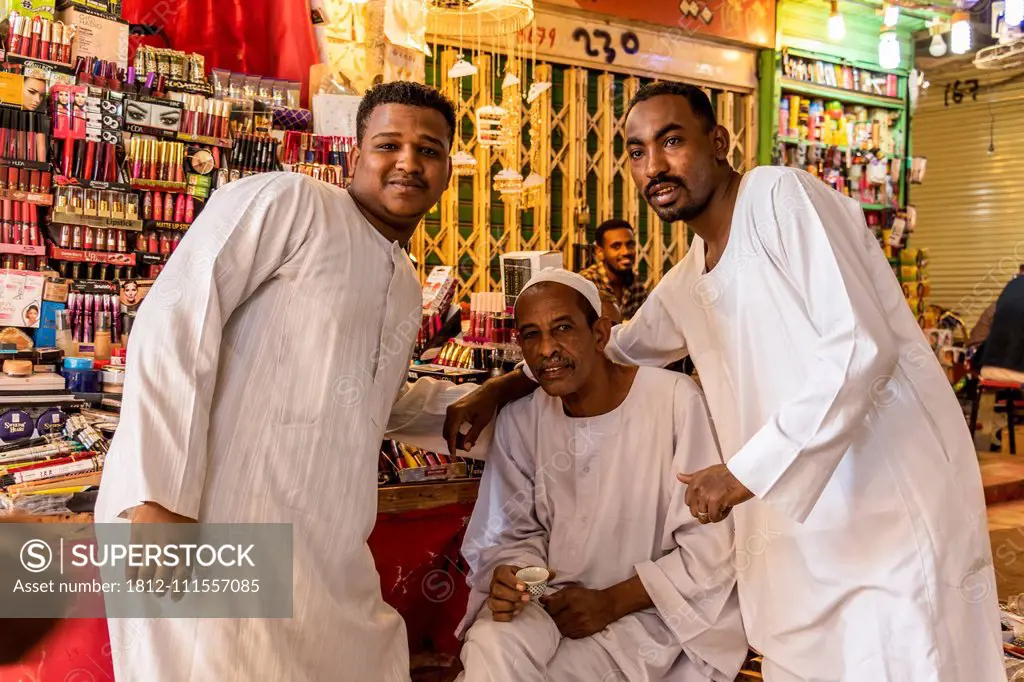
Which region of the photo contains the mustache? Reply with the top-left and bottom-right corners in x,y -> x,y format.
388,174 -> 427,188
539,355 -> 572,372
645,174 -> 687,197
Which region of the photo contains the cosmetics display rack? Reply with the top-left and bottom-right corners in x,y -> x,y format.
378,440 -> 482,487
760,45 -> 928,322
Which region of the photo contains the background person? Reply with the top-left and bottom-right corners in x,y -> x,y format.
580,219 -> 647,320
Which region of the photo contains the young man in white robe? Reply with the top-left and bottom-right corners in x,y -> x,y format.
456,269 -> 747,682
445,82 -> 1005,681
95,82 -> 478,682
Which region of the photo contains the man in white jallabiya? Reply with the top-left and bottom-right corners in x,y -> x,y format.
445,82 -> 1005,681
455,268 -> 747,682
96,82 -> 481,681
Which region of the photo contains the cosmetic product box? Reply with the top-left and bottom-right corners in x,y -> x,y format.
56,7 -> 129,69
68,278 -> 117,295
43,276 -> 70,303
0,405 -> 71,443
0,347 -> 64,374
32,301 -> 66,348
407,365 -> 489,385
395,460 -> 468,484
0,74 -> 26,109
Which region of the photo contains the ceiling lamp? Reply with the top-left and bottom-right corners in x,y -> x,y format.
883,2 -> 899,27
426,0 -> 534,38
933,21 -> 946,57
879,29 -> 901,69
1006,0 -> 1024,30
950,10 -> 972,54
828,0 -> 846,41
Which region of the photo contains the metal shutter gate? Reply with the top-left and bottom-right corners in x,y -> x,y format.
911,60 -> 1024,328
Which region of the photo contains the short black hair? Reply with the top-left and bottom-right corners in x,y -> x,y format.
356,81 -> 457,146
594,219 -> 635,247
627,81 -> 716,133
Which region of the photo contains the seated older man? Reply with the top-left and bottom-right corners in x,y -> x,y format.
455,269 -> 747,682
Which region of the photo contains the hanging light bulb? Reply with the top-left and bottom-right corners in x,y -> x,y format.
828,0 -> 846,41
1006,0 -> 1024,29
878,29 -> 901,69
929,31 -> 947,57
950,11 -> 971,55
883,2 -> 900,27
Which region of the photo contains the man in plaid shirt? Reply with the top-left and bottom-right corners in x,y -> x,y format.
580,219 -> 649,320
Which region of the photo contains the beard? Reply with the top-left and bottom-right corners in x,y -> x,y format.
606,261 -> 634,279
643,172 -> 714,224
650,191 -> 713,223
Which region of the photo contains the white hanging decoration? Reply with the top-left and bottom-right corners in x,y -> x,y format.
522,172 -> 544,189
526,80 -> 552,103
476,105 -> 508,147
493,168 -> 524,197
502,70 -> 521,89
449,55 -> 478,78
451,150 -> 478,176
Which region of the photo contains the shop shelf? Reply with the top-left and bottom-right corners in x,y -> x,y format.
780,78 -> 905,111
49,246 -> 136,265
50,212 -> 144,232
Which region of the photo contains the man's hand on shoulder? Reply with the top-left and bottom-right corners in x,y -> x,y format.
444,368 -> 537,454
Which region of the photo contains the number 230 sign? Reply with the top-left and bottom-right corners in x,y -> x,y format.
517,22 -> 641,66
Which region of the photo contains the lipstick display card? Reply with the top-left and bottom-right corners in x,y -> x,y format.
51,84 -> 87,139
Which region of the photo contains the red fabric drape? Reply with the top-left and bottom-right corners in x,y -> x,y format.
0,504 -> 472,680
120,0 -> 320,106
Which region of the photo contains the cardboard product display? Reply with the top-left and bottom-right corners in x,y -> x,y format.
56,7 -> 129,70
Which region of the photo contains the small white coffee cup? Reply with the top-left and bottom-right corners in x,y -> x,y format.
515,566 -> 550,597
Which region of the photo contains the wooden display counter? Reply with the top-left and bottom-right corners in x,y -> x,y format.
378,480 -> 480,515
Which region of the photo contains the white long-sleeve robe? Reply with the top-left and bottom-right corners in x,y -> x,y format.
457,367 -> 748,682
598,166 -> 1004,681
95,173 -> 477,682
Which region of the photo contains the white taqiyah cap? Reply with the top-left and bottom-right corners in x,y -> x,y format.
515,267 -> 602,317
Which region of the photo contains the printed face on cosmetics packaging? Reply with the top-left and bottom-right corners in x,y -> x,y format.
348,103 -> 452,231
22,78 -> 46,112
